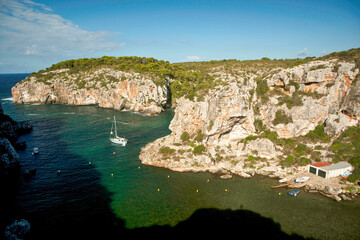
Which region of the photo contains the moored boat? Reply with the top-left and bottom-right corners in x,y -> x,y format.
279,177 -> 288,183
289,190 -> 300,196
109,116 -> 127,146
294,176 -> 310,183
32,147 -> 39,155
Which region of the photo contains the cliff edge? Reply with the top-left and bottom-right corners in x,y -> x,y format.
12,57 -> 172,115
139,48 -> 360,196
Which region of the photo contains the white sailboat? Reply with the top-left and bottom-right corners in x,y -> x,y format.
109,116 -> 127,146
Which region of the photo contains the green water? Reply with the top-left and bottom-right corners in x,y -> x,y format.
1,73 -> 360,239
54,106 -> 359,239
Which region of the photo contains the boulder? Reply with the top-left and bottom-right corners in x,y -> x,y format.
0,138 -> 20,176
340,194 -> 352,201
4,219 -> 30,240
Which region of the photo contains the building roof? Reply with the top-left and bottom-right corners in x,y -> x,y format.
310,162 -> 331,168
319,162 -> 352,171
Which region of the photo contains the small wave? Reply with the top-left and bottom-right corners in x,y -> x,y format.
27,113 -> 40,116
1,97 -> 13,101
31,103 -> 41,105
63,112 -> 75,115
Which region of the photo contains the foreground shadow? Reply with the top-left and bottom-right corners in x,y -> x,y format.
2,117 -> 309,239
29,208 -> 310,239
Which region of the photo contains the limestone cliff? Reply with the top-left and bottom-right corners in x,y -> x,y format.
140,58 -> 360,181
12,68 -> 169,115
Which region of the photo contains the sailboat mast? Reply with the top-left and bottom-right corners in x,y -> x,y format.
114,116 -> 118,138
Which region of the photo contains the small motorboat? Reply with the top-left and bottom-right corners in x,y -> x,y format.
289,190 -> 300,196
32,147 -> 39,155
279,178 -> 288,183
294,176 -> 310,183
341,172 -> 352,177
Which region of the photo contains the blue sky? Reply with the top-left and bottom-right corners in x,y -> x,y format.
0,0 -> 359,73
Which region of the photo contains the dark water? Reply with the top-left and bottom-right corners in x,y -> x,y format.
1,74 -> 360,239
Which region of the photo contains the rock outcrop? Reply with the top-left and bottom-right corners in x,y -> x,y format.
0,103 -> 32,177
12,68 -> 169,115
4,219 -> 30,240
140,59 -> 360,187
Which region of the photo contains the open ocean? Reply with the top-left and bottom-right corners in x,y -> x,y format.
1,74 -> 359,239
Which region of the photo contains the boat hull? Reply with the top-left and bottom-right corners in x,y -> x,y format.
294,177 -> 310,183
289,190 -> 300,196
110,137 -> 127,146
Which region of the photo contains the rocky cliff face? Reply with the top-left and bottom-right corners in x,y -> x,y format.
12,68 -> 169,115
0,104 -> 32,177
140,60 -> 360,179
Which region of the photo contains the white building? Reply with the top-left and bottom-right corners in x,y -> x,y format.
307,161 -> 353,179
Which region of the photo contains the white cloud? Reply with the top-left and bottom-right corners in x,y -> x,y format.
186,56 -> 202,61
297,48 -> 310,57
0,0 -> 124,59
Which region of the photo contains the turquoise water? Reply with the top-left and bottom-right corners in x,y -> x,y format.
1,74 -> 360,239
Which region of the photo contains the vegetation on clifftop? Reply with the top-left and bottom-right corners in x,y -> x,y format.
31,56 -> 217,102
30,48 -> 360,103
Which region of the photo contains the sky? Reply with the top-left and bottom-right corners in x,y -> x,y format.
0,0 -> 359,73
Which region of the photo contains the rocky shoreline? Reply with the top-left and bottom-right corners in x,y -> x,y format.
0,103 -> 32,177
140,143 -> 359,202
11,68 -> 170,115
140,59 -> 360,201
10,54 -> 360,201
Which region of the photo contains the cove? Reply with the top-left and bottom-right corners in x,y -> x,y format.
1,74 -> 360,239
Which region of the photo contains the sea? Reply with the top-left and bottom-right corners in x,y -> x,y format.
1,73 -> 359,239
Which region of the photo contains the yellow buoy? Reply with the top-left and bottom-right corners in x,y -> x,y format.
157,188 -> 160,192
111,173 -> 114,177
138,166 -> 141,169
279,193 -> 281,195
207,179 -> 210,182
225,189 -> 228,192
196,189 -> 199,193
167,175 -> 170,178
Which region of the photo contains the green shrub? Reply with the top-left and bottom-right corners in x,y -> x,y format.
194,129 -> 204,142
299,157 -> 311,166
304,124 -> 331,143
294,143 -> 308,157
159,146 -> 176,155
330,125 -> 360,182
261,129 -> 278,142
288,80 -> 300,90
281,155 -> 295,167
181,131 -> 190,142
310,64 -> 327,71
207,120 -> 214,131
193,145 -> 206,155
277,92 -> 303,109
255,77 -> 269,103
240,135 -> 258,146
273,110 -> 293,125
254,119 -> 266,133
247,155 -> 256,164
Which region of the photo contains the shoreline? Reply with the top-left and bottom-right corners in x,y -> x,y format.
142,160 -> 359,201
139,136 -> 360,202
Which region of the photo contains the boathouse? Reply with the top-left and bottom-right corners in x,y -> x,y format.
307,162 -> 352,179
